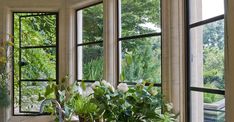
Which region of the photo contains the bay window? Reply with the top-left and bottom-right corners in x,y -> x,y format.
76,3 -> 104,82
186,0 -> 225,121
117,0 -> 162,87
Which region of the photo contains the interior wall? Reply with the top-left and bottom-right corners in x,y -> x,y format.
161,0 -> 186,121
225,0 -> 234,121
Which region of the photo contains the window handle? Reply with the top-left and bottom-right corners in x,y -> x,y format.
19,61 -> 28,66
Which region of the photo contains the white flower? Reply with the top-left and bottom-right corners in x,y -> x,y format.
165,103 -> 173,111
100,80 -> 110,87
109,85 -> 115,92
91,81 -> 100,90
148,88 -> 158,96
105,82 -> 112,88
101,80 -> 108,86
117,83 -> 129,93
101,80 -> 115,92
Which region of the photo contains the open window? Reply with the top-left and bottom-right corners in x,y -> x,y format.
13,12 -> 59,115
186,0 -> 225,121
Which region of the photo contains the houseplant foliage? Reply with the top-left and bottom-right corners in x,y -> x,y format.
38,76 -> 80,121
91,80 -> 176,122
41,79 -> 176,122
38,76 -> 98,122
0,33 -> 13,108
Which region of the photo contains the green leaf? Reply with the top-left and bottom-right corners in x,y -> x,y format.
44,84 -> 54,97
81,81 -> 86,91
37,93 -> 45,101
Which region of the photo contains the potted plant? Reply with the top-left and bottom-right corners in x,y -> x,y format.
38,76 -> 80,122
91,80 -> 177,122
67,94 -> 98,122
39,77 -> 98,122
40,79 -> 177,122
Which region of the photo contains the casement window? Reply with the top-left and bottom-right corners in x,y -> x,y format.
13,12 -> 59,115
10,0 -> 179,119
117,0 -> 162,89
76,3 -> 104,83
186,0 -> 225,121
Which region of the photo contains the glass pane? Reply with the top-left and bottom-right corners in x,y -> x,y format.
21,81 -> 56,112
13,13 -> 58,115
21,15 -> 57,46
120,0 -> 161,38
77,43 -> 103,80
191,91 -> 225,122
21,48 -> 56,79
77,4 -> 103,44
189,0 -> 224,24
13,81 -> 20,114
189,20 -> 224,89
120,36 -> 161,83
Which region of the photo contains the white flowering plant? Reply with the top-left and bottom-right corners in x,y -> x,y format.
91,80 -> 177,122
39,79 -> 177,122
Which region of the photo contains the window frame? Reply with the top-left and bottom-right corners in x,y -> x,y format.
5,0 -> 185,119
116,0 -> 163,88
185,0 -> 225,121
75,1 -> 104,83
12,12 -> 59,116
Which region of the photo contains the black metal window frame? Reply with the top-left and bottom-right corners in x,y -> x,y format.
75,1 -> 104,83
185,1 -> 225,121
12,12 -> 59,116
116,0 -> 163,89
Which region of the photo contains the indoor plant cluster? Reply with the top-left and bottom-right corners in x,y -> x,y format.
40,78 -> 176,122
0,33 -> 13,108
90,80 -> 176,122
